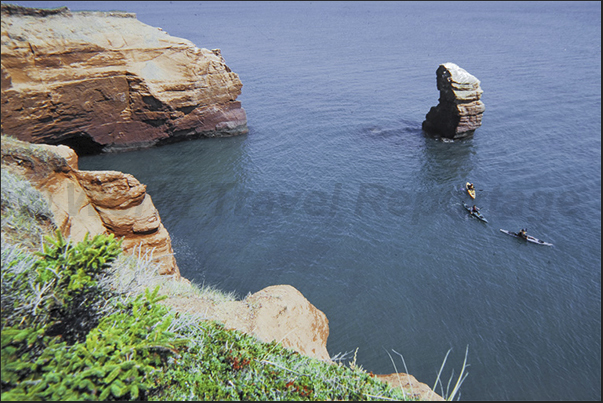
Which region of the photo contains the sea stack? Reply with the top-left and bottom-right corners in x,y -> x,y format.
0,4 -> 248,154
422,63 -> 485,139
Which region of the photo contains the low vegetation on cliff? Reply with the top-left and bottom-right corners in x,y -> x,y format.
1,166 -> 417,400
1,169 -> 55,250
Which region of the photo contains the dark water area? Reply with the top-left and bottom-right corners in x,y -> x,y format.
16,1 -> 601,400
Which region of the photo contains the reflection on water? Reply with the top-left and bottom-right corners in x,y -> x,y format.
420,134 -> 476,186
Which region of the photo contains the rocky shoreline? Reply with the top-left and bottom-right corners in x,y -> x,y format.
1,4 -> 442,400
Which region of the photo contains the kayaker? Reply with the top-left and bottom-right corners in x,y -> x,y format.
518,229 -> 528,239
471,205 -> 480,213
467,183 -> 475,191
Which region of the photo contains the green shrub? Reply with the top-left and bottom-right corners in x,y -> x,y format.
1,222 -> 417,401
2,287 -> 186,401
1,230 -> 125,398
1,230 -> 189,400
31,230 -> 122,344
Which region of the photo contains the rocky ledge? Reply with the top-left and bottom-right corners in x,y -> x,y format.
1,136 -> 179,276
0,4 -> 248,154
422,62 -> 485,139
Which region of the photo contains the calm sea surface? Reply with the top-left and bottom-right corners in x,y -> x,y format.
19,1 -> 601,400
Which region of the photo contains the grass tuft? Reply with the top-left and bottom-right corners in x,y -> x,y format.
1,168 -> 56,250
100,244 -> 238,303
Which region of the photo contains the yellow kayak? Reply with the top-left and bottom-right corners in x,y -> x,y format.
466,182 -> 476,199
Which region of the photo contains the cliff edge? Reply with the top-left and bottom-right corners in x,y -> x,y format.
0,4 -> 248,154
1,136 -> 180,276
1,138 -> 443,399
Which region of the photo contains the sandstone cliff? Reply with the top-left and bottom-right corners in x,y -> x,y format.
422,62 -> 485,139
1,136 -> 179,276
0,4 -> 248,154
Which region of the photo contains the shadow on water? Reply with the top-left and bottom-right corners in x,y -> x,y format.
354,117 -> 477,190
79,133 -> 253,279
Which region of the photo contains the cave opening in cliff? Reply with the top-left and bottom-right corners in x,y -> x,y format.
52,133 -> 105,156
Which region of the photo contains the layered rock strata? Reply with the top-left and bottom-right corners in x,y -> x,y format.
1,136 -> 179,276
422,62 -> 485,139
0,4 -> 248,154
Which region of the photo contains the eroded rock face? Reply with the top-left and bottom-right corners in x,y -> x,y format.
422,62 -> 485,139
244,285 -> 331,361
1,136 -> 179,276
0,4 -> 248,154
163,284 -> 331,361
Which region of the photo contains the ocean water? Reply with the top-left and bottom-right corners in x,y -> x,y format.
16,1 -> 601,400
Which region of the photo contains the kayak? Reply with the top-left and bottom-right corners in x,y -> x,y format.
465,182 -> 476,199
499,229 -> 553,246
462,203 -> 487,222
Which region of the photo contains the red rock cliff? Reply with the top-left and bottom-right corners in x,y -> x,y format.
1,136 -> 179,277
0,4 -> 248,154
